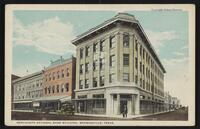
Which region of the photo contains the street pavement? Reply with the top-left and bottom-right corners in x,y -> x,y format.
12,108 -> 188,121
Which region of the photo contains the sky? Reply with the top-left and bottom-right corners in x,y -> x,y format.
12,10 -> 189,105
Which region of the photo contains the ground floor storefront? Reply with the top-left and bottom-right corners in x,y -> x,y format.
140,100 -> 165,114
74,86 -> 140,116
13,101 -> 33,110
75,85 -> 165,116
32,95 -> 71,112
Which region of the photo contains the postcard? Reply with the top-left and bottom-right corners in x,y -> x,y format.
5,4 -> 195,126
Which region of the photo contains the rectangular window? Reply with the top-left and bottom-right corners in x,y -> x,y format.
140,78 -> 142,87
146,67 -> 148,77
123,73 -> 129,82
48,86 -> 51,94
62,69 -> 64,78
85,46 -> 90,57
110,55 -> 115,67
143,49 -> 145,59
140,62 -> 142,73
80,64 -> 84,74
100,40 -> 105,52
123,33 -> 129,47
135,75 -> 138,84
143,80 -> 145,89
143,64 -> 145,75
66,68 -> 69,77
93,43 -> 98,53
140,45 -> 142,56
79,80 -> 83,89
93,77 -> 97,87
109,73 -> 115,83
123,54 -> 129,66
85,63 -> 89,73
146,53 -> 148,62
100,58 -> 105,70
57,85 -> 59,93
110,35 -> 116,48
93,60 -> 98,71
85,79 -> 89,88
135,57 -> 138,69
135,42 -> 138,51
80,48 -> 84,59
92,94 -> 105,108
65,83 -> 69,92
100,76 -> 105,86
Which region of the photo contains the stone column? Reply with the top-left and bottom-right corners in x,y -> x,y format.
119,32 -> 123,82
131,94 -> 135,115
135,94 -> 140,115
116,32 -> 121,81
105,36 -> 110,85
117,94 -> 120,115
129,34 -> 134,82
106,94 -> 111,115
76,48 -> 80,91
89,44 -> 94,88
74,100 -> 77,112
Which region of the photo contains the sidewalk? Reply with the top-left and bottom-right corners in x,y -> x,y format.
75,111 -> 171,119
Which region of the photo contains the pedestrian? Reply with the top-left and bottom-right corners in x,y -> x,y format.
122,105 -> 128,118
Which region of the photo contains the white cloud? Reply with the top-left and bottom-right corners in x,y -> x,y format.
181,45 -> 188,50
13,62 -> 48,77
173,51 -> 185,56
145,30 -> 179,53
13,16 -> 76,55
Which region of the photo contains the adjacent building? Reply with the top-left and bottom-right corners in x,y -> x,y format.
11,74 -> 20,110
172,97 -> 181,110
72,13 -> 166,116
13,71 -> 43,110
164,92 -> 172,111
33,56 -> 76,112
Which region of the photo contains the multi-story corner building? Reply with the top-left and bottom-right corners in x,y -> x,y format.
33,56 -> 76,111
72,13 -> 166,116
12,71 -> 43,110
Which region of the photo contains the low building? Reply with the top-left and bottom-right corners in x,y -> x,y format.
172,97 -> 180,110
33,56 -> 76,112
11,74 -> 20,110
164,92 -> 172,111
12,71 -> 43,110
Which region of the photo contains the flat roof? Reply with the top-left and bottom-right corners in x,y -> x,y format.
12,71 -> 42,83
45,56 -> 75,70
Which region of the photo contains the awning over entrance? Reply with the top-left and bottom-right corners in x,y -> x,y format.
33,95 -> 71,103
13,100 -> 32,103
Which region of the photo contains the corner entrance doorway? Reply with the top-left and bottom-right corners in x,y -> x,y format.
120,99 -> 127,114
